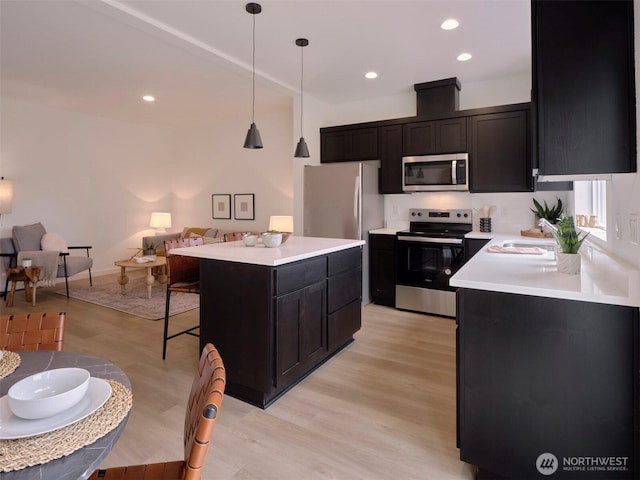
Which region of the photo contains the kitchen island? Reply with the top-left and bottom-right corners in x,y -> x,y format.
172,236 -> 364,408
451,235 -> 639,479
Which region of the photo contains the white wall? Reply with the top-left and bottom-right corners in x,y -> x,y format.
1,92 -> 295,280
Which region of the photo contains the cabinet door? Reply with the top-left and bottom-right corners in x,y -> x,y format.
351,128 -> 378,160
435,118 -> 467,153
321,131 -> 350,163
275,281 -> 327,387
469,110 -> 532,192
533,0 -> 636,175
403,121 -> 435,156
369,234 -> 396,307
321,127 -> 378,163
378,125 -> 403,194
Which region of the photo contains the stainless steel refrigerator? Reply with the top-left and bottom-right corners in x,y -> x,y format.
303,163 -> 384,305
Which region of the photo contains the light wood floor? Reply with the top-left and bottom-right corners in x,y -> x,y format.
1,273 -> 475,480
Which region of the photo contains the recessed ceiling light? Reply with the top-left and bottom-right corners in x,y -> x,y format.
142,95 -> 155,102
457,53 -> 472,62
365,71 -> 378,79
441,19 -> 459,30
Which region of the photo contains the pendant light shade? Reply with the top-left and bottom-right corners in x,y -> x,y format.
244,3 -> 263,149
294,38 -> 310,158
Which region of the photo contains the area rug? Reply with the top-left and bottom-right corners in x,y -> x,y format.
55,279 -> 199,320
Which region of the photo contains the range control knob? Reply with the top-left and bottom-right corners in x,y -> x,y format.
464,213 -> 469,218
444,268 -> 452,276
457,213 -> 461,217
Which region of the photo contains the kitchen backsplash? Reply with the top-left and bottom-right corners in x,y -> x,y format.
383,190 -> 571,234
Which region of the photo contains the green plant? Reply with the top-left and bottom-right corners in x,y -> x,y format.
552,215 -> 589,254
531,197 -> 564,224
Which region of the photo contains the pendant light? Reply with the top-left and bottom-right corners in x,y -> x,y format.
244,3 -> 263,149
294,38 -> 310,158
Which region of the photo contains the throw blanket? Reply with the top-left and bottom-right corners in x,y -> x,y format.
18,250 -> 59,286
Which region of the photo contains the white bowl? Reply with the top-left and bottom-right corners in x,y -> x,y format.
261,232 -> 283,248
242,234 -> 258,247
8,368 -> 91,419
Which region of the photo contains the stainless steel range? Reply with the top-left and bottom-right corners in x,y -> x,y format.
395,208 -> 472,317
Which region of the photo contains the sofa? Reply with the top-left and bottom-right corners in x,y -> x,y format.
142,227 -> 251,254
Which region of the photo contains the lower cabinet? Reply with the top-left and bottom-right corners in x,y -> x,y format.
276,280 -> 327,388
369,233 -> 396,307
200,247 -> 362,408
457,288 -> 639,479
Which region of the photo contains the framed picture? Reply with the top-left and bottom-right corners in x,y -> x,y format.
234,194 -> 255,220
212,194 -> 231,219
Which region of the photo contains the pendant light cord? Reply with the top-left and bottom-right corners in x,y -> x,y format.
299,45 -> 304,137
251,13 -> 256,123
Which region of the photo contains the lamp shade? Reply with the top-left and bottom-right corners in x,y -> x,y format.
268,215 -> 293,233
150,212 -> 172,232
0,177 -> 13,214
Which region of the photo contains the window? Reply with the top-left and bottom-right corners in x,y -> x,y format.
574,180 -> 607,241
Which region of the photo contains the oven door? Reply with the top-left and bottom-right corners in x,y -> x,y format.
396,236 -> 465,291
395,236 -> 465,317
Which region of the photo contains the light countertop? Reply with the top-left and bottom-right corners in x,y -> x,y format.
369,228 -> 404,235
450,234 -> 640,307
169,236 -> 364,267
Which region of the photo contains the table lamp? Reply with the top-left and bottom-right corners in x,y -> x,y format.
0,177 -> 13,214
268,215 -> 293,233
150,212 -> 172,234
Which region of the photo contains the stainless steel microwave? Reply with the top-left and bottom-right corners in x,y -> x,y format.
402,153 -> 469,192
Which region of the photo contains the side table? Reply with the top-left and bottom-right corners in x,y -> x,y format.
6,266 -> 42,307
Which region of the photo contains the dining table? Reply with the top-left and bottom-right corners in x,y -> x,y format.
0,350 -> 132,480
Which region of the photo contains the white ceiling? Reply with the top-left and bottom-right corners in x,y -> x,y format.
0,0 -> 531,127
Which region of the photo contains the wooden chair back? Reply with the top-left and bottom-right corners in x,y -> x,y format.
0,312 -> 66,351
164,238 -> 203,287
87,343 -> 225,480
183,343 -> 226,479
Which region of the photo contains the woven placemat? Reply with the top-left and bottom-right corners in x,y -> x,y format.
0,351 -> 21,380
0,379 -> 133,472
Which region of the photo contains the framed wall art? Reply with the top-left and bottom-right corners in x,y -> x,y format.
234,193 -> 255,220
212,194 -> 231,219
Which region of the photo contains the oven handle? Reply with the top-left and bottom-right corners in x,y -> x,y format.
397,235 -> 463,245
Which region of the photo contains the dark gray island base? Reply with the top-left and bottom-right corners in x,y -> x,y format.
457,288 -> 639,479
199,247 -> 362,408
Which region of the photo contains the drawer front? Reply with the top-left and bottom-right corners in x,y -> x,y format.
328,248 -> 362,276
369,234 -> 396,251
328,268 -> 362,313
274,256 -> 327,296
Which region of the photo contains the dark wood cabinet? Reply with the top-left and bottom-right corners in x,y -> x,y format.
321,127 -> 378,163
403,118 -> 467,156
200,247 -> 362,408
468,109 -> 532,192
378,125 -> 403,194
369,234 -> 396,307
532,0 -> 636,175
463,238 -> 489,262
275,280 -> 326,387
457,288 -> 639,479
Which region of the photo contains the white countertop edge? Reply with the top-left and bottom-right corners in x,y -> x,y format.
169,237 -> 364,267
369,228 -> 403,235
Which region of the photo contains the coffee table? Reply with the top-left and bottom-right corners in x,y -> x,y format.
114,257 -> 167,299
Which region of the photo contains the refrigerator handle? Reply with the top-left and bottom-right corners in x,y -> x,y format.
354,176 -> 361,239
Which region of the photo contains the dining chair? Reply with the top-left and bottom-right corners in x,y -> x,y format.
89,343 -> 226,480
0,312 -> 66,351
162,237 -> 203,359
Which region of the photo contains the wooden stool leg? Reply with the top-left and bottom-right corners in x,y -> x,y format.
6,280 -> 16,307
24,280 -> 32,302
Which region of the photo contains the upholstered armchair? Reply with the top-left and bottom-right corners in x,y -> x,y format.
3,223 -> 93,298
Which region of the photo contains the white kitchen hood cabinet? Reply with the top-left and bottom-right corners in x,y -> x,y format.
532,0 -> 636,178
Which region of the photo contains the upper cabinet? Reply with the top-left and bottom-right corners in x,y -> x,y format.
468,108 -> 532,193
320,127 -> 378,163
532,0 -> 636,176
403,118 -> 467,156
378,125 -> 403,194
